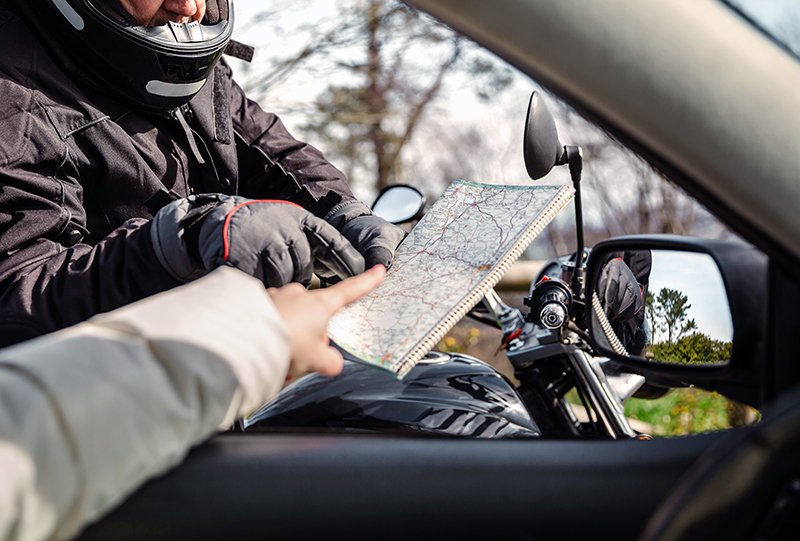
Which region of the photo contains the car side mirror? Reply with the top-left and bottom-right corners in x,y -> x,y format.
371,184 -> 426,224
585,235 -> 767,394
589,248 -> 732,365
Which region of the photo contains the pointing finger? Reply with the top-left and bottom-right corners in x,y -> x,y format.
318,264 -> 386,312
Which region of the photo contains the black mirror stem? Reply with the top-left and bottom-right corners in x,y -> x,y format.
564,145 -> 585,297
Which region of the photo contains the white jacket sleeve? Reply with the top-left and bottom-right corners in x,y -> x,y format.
0,267 -> 290,541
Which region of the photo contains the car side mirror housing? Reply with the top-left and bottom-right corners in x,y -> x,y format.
585,235 -> 767,397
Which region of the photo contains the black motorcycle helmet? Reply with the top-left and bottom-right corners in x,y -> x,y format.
9,0 -> 233,110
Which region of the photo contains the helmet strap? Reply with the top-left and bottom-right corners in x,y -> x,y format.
223,40 -> 254,62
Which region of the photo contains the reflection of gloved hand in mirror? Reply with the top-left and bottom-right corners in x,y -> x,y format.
324,201 -> 406,278
151,195 -> 365,287
598,255 -> 647,354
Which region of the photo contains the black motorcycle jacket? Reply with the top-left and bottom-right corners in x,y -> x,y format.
0,8 -> 356,345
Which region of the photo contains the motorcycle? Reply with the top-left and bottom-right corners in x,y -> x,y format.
244,92 -> 650,440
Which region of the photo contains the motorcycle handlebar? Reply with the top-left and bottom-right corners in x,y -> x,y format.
540,302 -> 567,329
525,278 -> 573,330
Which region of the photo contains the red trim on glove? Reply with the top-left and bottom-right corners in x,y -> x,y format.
223,200 -> 303,261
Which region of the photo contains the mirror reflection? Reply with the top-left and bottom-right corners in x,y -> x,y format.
371,184 -> 425,224
592,250 -> 733,366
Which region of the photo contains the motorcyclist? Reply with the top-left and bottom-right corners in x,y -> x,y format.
0,0 -> 405,346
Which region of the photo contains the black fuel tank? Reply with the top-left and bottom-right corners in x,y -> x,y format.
245,352 -> 540,439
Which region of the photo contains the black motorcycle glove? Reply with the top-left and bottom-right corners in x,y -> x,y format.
597,257 -> 647,353
598,257 -> 644,323
325,200 -> 406,271
150,195 -> 365,287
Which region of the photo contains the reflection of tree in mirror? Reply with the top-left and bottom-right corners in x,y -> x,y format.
646,288 -> 696,344
645,288 -> 731,364
650,333 -> 731,365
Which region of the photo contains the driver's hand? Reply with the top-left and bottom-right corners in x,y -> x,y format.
268,264 -> 386,379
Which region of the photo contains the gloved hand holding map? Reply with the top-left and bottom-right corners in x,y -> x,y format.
328,179 -> 573,377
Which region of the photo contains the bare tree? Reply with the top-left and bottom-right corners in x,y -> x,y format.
300,0 -> 513,191
237,0 -> 512,193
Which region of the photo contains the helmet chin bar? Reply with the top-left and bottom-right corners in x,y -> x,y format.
132,19 -> 233,47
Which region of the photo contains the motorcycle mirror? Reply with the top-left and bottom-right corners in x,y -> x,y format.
371,184 -> 426,224
523,91 -> 565,180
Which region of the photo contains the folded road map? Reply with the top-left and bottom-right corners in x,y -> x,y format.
328,179 -> 573,377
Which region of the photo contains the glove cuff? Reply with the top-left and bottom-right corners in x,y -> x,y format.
324,200 -> 372,229
150,196 -> 220,283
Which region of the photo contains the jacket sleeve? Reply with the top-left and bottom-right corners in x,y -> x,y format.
0,267 -> 290,541
225,62 -> 357,210
0,217 -> 181,346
